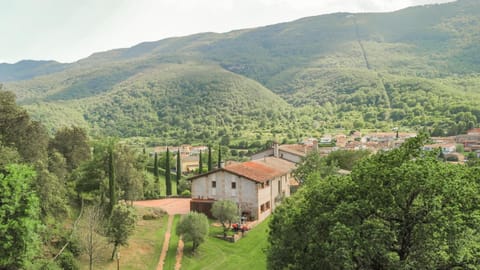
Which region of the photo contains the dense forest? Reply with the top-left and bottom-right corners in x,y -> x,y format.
0,90 -> 196,269
1,0 -> 479,144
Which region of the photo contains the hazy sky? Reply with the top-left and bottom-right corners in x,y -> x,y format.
0,0 -> 454,64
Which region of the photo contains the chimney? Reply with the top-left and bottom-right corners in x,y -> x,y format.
220,161 -> 225,168
273,141 -> 279,158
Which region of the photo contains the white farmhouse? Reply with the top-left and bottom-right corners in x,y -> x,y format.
189,157 -> 296,222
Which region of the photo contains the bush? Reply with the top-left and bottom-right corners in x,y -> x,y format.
181,190 -> 191,196
58,251 -> 80,270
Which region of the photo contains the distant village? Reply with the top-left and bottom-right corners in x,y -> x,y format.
152,128 -> 480,174
148,128 -> 480,223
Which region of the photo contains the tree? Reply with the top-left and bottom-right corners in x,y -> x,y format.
50,126 -> 91,172
325,149 -> 371,171
107,141 -> 117,215
35,168 -> 68,217
79,205 -> 107,270
292,151 -> 339,184
176,212 -> 209,253
267,134 -> 480,269
0,91 -> 49,163
154,152 -> 159,179
165,148 -> 172,196
114,144 -> 144,204
107,204 -> 136,260
217,144 -> 222,168
176,149 -> 181,194
198,150 -> 203,174
0,164 -> 41,269
211,200 -> 238,238
208,146 -> 212,171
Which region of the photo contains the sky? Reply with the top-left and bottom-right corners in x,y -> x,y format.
0,0 -> 455,64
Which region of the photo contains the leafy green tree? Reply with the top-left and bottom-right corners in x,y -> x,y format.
325,149 -> 371,171
35,168 -> 68,217
211,200 -> 238,238
0,164 -> 41,269
0,144 -> 21,168
176,149 -> 181,194
198,150 -> 203,174
208,146 -> 212,171
292,152 -> 339,184
0,91 -> 49,163
115,144 -> 144,204
176,212 -> 209,253
165,148 -> 172,196
50,126 -> 91,172
268,134 -> 480,269
107,204 -> 136,260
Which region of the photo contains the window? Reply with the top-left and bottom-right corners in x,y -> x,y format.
266,201 -> 270,210
231,182 -> 236,189
211,181 -> 216,188
260,204 -> 265,213
278,180 -> 281,194
266,180 -> 270,187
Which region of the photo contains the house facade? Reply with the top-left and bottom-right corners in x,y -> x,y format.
189,157 -> 295,222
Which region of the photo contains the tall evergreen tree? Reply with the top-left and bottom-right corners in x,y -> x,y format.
198,150 -> 203,174
154,152 -> 160,195
107,143 -> 117,216
154,152 -> 159,179
165,148 -> 172,196
217,144 -> 222,168
176,149 -> 181,194
208,146 -> 212,172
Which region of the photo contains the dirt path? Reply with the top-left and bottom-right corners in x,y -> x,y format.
134,199 -> 190,270
157,215 -> 174,270
174,237 -> 184,270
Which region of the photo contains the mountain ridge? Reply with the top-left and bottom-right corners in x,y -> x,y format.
2,0 -> 480,141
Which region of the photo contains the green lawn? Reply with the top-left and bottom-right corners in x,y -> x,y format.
157,174 -> 178,196
164,214 -> 181,270
181,218 -> 270,270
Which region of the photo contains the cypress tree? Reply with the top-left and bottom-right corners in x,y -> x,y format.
208,145 -> 212,171
154,152 -> 159,179
154,152 -> 160,195
199,150 -> 203,174
176,149 -> 181,195
217,144 -> 222,168
165,148 -> 172,196
108,143 -> 116,215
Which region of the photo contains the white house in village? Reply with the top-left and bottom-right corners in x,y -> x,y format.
189,157 -> 296,222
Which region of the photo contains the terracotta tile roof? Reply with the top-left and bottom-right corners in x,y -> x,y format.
224,157 -> 295,183
189,157 -> 295,183
279,144 -> 309,157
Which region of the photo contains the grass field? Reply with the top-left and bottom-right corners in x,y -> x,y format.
79,207 -> 169,270
158,174 -> 179,197
180,218 -> 270,270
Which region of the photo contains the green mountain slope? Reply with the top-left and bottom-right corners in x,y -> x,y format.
3,0 -> 480,140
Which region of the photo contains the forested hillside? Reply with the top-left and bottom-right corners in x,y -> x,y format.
3,0 -> 480,141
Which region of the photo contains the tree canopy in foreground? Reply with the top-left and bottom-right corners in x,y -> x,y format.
267,134 -> 480,270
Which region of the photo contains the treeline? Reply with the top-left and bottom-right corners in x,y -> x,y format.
268,134 -> 480,269
0,90 -> 189,269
